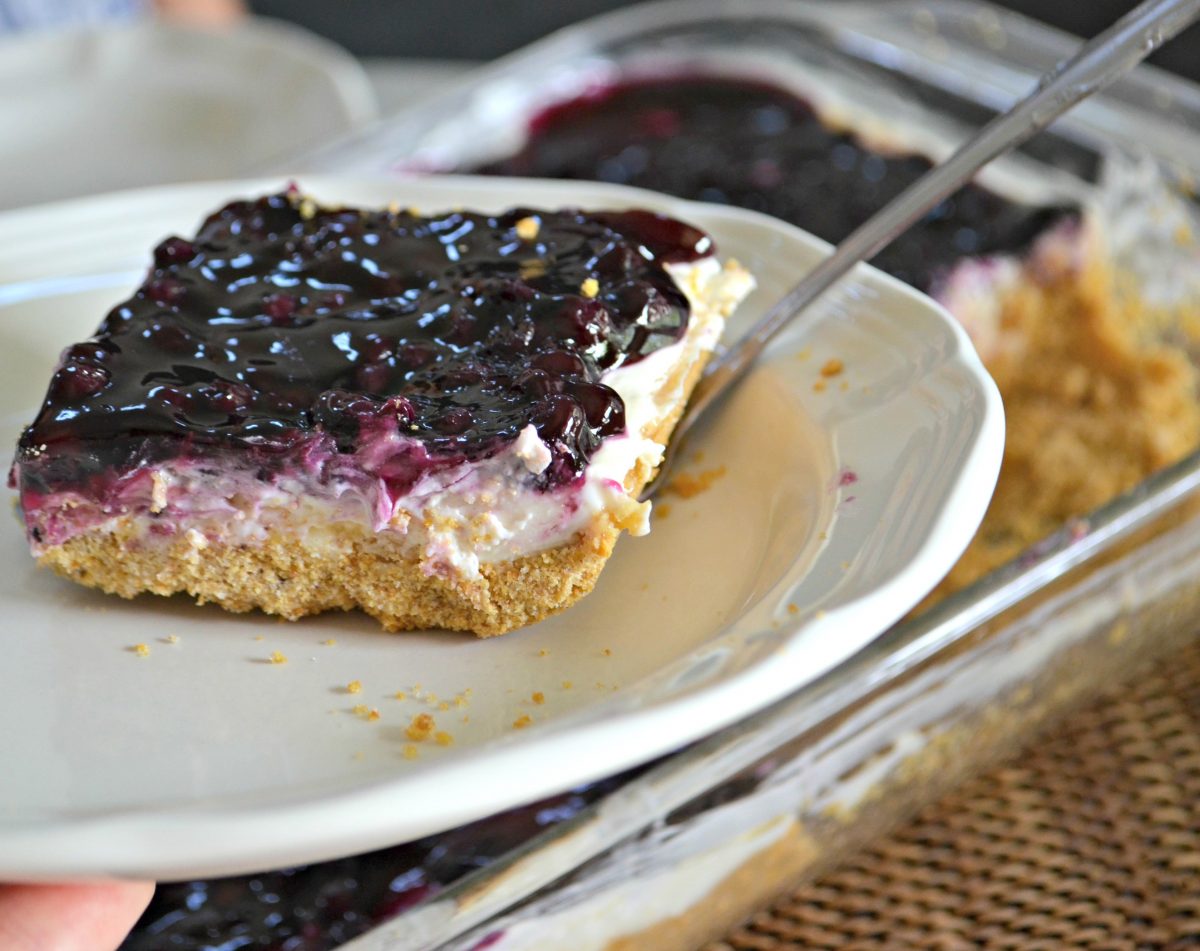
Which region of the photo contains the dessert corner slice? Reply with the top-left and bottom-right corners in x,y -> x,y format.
11,192 -> 754,636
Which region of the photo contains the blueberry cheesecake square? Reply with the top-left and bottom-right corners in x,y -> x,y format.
10,189 -> 753,635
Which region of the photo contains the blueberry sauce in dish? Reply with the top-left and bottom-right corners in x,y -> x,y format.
473,76 -> 1073,291
121,779 -> 626,951
14,193 -> 710,503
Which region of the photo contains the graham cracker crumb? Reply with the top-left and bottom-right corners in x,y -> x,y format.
513,714 -> 533,730
820,357 -> 845,377
434,731 -> 454,746
601,648 -> 612,657
520,258 -> 547,280
665,466 -> 728,499
812,379 -> 828,393
515,216 -> 541,241
787,603 -> 800,615
532,691 -> 545,705
367,708 -> 381,722
407,712 -> 436,741
347,680 -> 363,694
150,471 -> 169,514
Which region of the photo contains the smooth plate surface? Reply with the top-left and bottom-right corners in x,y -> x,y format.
0,175 -> 1002,879
0,18 -> 377,212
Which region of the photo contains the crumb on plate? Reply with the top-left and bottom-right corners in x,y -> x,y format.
665,466 -> 727,499
407,712 -> 436,741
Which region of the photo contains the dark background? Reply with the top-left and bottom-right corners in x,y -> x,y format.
246,1 -> 1200,82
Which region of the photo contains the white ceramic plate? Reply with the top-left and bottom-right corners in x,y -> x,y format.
0,175 -> 1002,879
0,18 -> 377,212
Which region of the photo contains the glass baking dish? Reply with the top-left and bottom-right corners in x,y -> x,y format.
126,2 -> 1200,949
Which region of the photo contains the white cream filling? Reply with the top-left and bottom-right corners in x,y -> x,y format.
374,255 -> 754,578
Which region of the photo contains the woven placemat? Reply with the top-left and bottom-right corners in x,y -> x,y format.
708,635 -> 1200,951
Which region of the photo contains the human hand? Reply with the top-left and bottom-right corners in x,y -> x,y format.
153,0 -> 247,27
0,881 -> 154,951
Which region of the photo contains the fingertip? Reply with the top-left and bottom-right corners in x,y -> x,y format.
0,880 -> 155,951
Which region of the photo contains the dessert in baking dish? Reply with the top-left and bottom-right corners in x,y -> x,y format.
9,190 -> 753,635
475,75 -> 1200,596
121,69 -> 1200,951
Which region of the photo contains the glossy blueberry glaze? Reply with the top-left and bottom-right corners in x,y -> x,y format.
121,780 -> 624,951
15,194 -> 709,499
474,76 -> 1073,291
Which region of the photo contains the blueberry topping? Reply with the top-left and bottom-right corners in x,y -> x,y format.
473,76 -> 1073,291
17,196 -> 708,495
